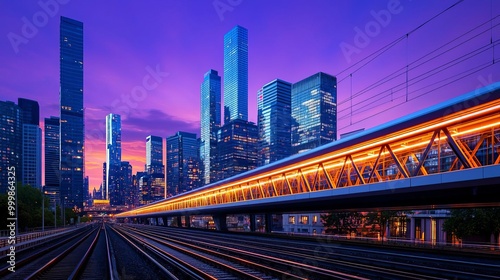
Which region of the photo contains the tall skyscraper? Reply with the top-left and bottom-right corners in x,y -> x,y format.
223,25 -> 248,123
257,79 -> 292,166
217,119 -> 258,180
200,69 -> 221,185
18,98 -> 40,125
117,161 -> 133,207
18,98 -> 42,190
102,162 -> 106,199
106,113 -> 121,205
0,101 -> 22,193
146,135 -> 164,174
44,116 -> 60,205
291,72 -> 337,154
60,16 -> 84,208
166,131 -> 200,196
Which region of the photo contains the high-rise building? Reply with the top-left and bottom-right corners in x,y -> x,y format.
0,101 -> 22,193
138,173 -> 165,205
223,25 -> 248,123
18,98 -> 39,126
200,69 -> 221,185
18,98 -> 42,190
257,79 -> 292,166
44,116 -> 60,204
83,176 -> 89,206
59,16 -> 84,208
101,162 -> 106,199
21,122 -> 42,189
146,135 -> 164,174
105,113 -> 121,204
166,131 -> 200,196
133,171 -> 147,207
117,161 -> 133,207
217,119 -> 258,180
291,72 -> 337,154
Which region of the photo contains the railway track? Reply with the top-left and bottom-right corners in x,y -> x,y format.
0,223 -> 116,280
120,224 -> 500,279
113,224 -> 370,279
0,225 -> 96,279
25,222 -> 113,280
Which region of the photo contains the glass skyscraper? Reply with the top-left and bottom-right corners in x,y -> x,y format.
60,16 -> 84,208
217,119 -> 258,180
106,113 -> 121,205
200,69 -> 221,185
18,98 -> 42,190
146,135 -> 164,174
44,116 -> 60,205
257,79 -> 292,166
291,72 -> 337,154
0,101 -> 22,193
167,131 -> 200,196
117,161 -> 133,207
223,25 -> 248,123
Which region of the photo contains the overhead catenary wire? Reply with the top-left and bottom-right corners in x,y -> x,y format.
331,0 -> 499,131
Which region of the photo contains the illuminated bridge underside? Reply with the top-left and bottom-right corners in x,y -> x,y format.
118,85 -> 500,218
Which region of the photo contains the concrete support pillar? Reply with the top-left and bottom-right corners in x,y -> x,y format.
176,216 -> 182,228
213,214 -> 228,231
185,215 -> 191,228
162,217 -> 169,226
249,214 -> 256,232
265,213 -> 273,233
410,218 -> 415,241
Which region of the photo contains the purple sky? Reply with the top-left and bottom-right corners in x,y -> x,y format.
1,0 -> 498,191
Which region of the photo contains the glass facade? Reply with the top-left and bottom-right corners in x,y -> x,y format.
116,161 -> 132,207
167,132 -> 200,196
44,116 -> 60,202
22,124 -> 42,190
146,135 -> 164,174
18,98 -> 40,125
291,72 -> 337,154
139,173 -> 165,205
60,16 -> 84,208
217,119 -> 258,180
200,69 -> 221,185
18,98 -> 41,190
257,79 -> 292,166
223,25 -> 248,123
0,101 -> 22,193
106,113 -> 121,205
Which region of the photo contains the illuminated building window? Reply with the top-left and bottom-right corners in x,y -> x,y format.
301,215 -> 309,224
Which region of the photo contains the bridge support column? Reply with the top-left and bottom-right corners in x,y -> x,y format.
176,216 -> 182,227
265,213 -> 273,233
185,215 -> 191,228
161,217 -> 169,226
213,214 -> 228,231
249,214 -> 256,232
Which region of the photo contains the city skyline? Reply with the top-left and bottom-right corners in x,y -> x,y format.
1,0 -> 499,191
